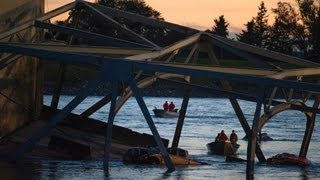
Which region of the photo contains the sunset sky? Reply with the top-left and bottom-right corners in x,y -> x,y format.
47,0 -> 295,36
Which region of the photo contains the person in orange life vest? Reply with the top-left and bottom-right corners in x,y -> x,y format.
219,130 -> 228,141
230,130 -> 238,144
163,101 -> 169,111
168,102 -> 175,111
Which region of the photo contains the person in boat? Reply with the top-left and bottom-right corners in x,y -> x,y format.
215,133 -> 221,142
163,101 -> 169,111
230,130 -> 238,144
168,102 -> 175,111
219,130 -> 228,141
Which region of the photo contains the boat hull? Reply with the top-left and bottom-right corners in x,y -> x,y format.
206,141 -> 240,155
153,109 -> 179,118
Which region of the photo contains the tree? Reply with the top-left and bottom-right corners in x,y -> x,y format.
210,15 -> 229,37
236,1 -> 270,47
236,19 -> 256,44
253,1 -> 270,48
97,0 -> 166,43
267,2 -> 306,55
97,0 -> 163,22
57,0 -> 173,46
296,0 -> 320,61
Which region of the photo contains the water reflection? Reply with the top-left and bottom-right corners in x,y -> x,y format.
300,167 -> 310,180
46,161 -> 59,179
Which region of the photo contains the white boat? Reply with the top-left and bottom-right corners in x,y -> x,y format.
152,108 -> 180,118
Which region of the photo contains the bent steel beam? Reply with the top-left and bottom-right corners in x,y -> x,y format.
133,61 -> 320,92
126,32 -> 202,60
11,74 -> 104,160
81,93 -> 112,117
0,43 -> 101,68
202,34 -> 272,68
205,44 -> 266,162
0,1 -> 76,40
0,21 -> 34,40
81,2 -> 160,49
258,101 -> 312,131
129,79 -> 175,172
299,96 -> 320,157
0,54 -> 22,70
10,43 -> 152,56
113,73 -> 188,115
267,68 -> 320,80
165,50 -> 180,63
138,63 -> 276,76
1,43 -> 319,93
255,98 -> 320,159
185,43 -> 199,63
266,87 -> 278,112
100,59 -> 175,171
50,63 -> 66,109
172,89 -> 191,148
104,81 -> 118,174
88,2 -> 198,34
33,21 -> 152,48
247,86 -> 265,180
209,34 -> 320,68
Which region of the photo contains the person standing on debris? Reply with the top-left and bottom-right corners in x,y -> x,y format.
168,102 -> 175,111
219,130 -> 228,141
163,101 -> 169,111
230,130 -> 238,144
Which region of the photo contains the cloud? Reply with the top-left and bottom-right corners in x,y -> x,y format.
229,25 -> 243,34
180,22 -> 210,31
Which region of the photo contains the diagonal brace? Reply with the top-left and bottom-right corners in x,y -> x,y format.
10,73 -> 105,160
103,81 -> 118,173
129,79 -> 175,172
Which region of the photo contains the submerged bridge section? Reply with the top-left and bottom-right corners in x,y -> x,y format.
0,1 -> 320,179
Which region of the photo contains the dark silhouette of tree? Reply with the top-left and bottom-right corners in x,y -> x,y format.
55,0 -> 186,46
204,29 -> 211,33
236,19 -> 256,44
267,2 -> 306,55
236,1 -> 269,47
210,15 -> 229,37
297,0 -> 320,61
100,0 -> 163,19
97,0 -> 167,44
253,1 -> 270,48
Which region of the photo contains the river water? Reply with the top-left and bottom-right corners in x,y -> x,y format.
1,96 -> 319,179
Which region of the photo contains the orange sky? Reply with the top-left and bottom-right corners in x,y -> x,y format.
47,0 -> 295,35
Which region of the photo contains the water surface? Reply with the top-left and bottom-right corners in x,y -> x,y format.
1,96 -> 319,179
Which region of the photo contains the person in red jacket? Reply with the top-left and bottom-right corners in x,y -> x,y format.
163,101 -> 169,111
219,130 -> 228,141
168,102 -> 175,111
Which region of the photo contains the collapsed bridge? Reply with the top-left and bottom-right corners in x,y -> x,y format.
0,1 -> 320,179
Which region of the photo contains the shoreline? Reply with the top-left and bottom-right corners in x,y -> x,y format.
44,81 -> 310,99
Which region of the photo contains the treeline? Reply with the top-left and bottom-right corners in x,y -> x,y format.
53,0 -> 187,47
53,0 -> 319,62
207,1 -> 320,62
